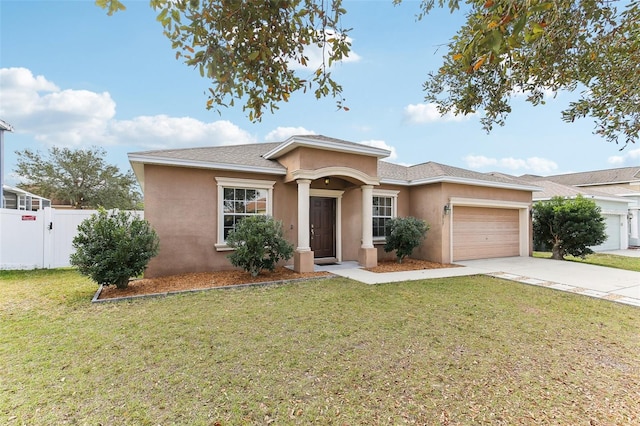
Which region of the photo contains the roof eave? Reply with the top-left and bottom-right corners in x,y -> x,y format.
263,136 -> 391,160
128,154 -> 286,175
381,176 -> 540,191
533,194 -> 632,204
0,119 -> 14,132
574,179 -> 640,187
128,154 -> 287,192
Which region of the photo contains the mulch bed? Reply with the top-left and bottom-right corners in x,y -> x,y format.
97,258 -> 458,301
97,268 -> 330,300
366,258 -> 460,273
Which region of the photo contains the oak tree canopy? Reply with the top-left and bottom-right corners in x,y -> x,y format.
97,0 -> 639,146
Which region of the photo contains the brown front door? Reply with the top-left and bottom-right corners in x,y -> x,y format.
310,197 -> 336,258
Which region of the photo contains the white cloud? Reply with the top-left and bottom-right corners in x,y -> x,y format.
0,67 -> 116,145
110,116 -> 255,149
0,67 -> 254,149
464,155 -> 497,169
288,32 -> 361,71
359,139 -> 397,160
464,155 -> 558,174
607,155 -> 625,165
264,126 -> 316,142
403,103 -> 474,124
608,147 -> 640,166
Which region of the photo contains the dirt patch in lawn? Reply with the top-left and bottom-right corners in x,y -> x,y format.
366,258 -> 460,273
97,268 -> 331,300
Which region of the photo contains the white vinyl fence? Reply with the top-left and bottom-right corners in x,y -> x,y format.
0,207 -> 143,270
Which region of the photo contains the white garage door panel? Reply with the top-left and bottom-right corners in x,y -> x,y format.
453,207 -> 520,261
591,214 -> 620,252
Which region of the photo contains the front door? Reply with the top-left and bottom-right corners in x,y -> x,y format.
310,197 -> 336,258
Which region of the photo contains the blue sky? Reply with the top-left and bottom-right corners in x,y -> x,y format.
1,0 -> 638,187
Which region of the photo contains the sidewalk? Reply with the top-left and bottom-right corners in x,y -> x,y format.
319,257 -> 640,308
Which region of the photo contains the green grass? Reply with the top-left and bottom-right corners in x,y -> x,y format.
534,251 -> 640,272
2,269 -> 639,424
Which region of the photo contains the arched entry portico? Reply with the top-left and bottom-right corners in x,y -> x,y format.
287,167 -> 380,273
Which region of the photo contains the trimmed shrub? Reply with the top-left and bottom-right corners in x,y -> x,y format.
70,208 -> 159,289
226,215 -> 294,277
384,217 -> 430,263
533,195 -> 607,260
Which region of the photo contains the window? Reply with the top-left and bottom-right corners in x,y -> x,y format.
372,190 -> 398,241
215,177 -> 275,250
222,187 -> 268,239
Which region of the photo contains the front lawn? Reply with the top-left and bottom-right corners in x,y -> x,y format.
1,269 -> 639,424
534,251 -> 640,272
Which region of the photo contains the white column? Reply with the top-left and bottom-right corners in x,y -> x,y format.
297,179 -> 311,251
361,185 -> 373,249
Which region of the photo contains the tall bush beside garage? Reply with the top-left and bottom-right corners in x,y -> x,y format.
226,215 -> 294,277
71,208 -> 160,289
533,195 -> 607,260
384,217 -> 430,263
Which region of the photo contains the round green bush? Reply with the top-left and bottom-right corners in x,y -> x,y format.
70,208 -> 159,288
384,217 -> 430,263
226,215 -> 294,277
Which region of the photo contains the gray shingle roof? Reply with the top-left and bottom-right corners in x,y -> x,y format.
130,139 -> 537,191
380,161 -> 537,189
130,142 -> 286,172
530,179 -> 629,202
544,167 -> 640,186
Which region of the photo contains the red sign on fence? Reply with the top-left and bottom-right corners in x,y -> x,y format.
21,215 -> 37,221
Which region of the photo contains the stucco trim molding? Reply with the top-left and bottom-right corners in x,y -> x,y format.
287,166 -> 380,186
372,189 -> 399,243
214,177 -> 276,251
448,197 -> 531,261
380,176 -> 540,192
448,197 -> 530,209
263,136 -> 391,160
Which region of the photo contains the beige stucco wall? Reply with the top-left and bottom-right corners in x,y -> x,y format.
144,164 -> 294,278
408,184 -> 449,263
374,184 -> 411,262
278,147 -> 378,181
341,186 -> 362,261
143,160 -> 533,276
409,182 -> 532,264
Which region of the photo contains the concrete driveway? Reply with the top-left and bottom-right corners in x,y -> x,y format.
457,257 -> 640,307
326,256 -> 640,308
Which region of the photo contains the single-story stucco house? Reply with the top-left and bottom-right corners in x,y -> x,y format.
129,135 -> 539,278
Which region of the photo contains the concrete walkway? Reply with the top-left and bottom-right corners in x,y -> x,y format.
603,248 -> 640,258
319,256 -> 640,308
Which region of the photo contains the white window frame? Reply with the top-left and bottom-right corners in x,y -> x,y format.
215,177 -> 275,251
372,189 -> 399,242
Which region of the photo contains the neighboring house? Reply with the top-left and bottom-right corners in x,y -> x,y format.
129,135 -> 539,278
2,184 -> 51,211
543,167 -> 640,247
523,179 -> 632,251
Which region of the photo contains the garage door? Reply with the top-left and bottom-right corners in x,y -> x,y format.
452,207 -> 520,261
591,214 -> 620,252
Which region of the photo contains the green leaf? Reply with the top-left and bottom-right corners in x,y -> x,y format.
513,13 -> 526,35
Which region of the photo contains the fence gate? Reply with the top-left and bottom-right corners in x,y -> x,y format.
0,208 -> 143,270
